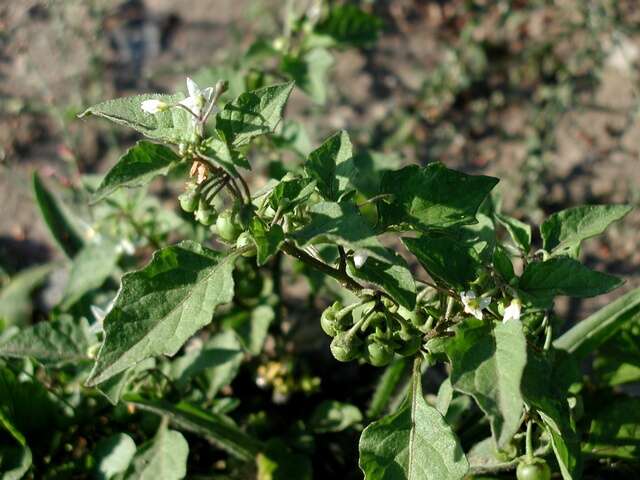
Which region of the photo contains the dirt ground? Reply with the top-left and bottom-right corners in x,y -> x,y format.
1,0 -> 638,323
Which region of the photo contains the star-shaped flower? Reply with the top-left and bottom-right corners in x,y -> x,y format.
179,77 -> 214,119
461,290 -> 491,320
502,298 -> 522,323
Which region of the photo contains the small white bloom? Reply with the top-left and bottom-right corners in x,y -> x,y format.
141,99 -> 169,114
179,77 -> 214,118
353,250 -> 369,269
461,290 -> 491,320
116,239 -> 136,256
502,298 -> 522,323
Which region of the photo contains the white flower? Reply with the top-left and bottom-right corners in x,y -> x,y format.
461,290 -> 491,320
116,239 -> 136,256
141,99 -> 169,114
353,250 -> 369,269
502,298 -> 522,323
179,77 -> 214,119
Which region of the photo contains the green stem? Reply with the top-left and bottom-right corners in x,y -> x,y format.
526,419 -> 534,462
281,241 -> 363,293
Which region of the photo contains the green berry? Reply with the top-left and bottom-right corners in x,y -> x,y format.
320,302 -> 342,337
179,188 -> 199,212
397,335 -> 422,357
236,232 -> 256,257
330,331 -> 362,362
216,209 -> 241,242
516,459 -> 551,480
408,307 -> 428,328
195,201 -> 217,226
365,340 -> 394,367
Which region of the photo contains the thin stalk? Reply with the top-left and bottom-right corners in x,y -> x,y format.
281,241 -> 363,293
526,420 -> 534,462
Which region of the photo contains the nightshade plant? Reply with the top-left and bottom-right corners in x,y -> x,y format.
1,74 -> 639,479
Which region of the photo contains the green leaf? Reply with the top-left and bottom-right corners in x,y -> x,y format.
293,201 -> 391,264
92,141 -> 181,202
583,397 -> 640,460
436,318 -> 526,449
492,245 -> 515,282
60,240 -> 120,310
435,378 -> 453,417
0,367 -> 61,445
521,351 -> 582,479
79,93 -> 195,144
0,316 -> 94,365
93,433 -> 137,480
367,358 -> 409,419
378,164 -> 499,231
460,213 -> 496,263
216,82 -> 294,148
0,263 -> 55,326
351,149 -> 402,198
281,48 -> 334,105
348,254 -> 416,310
257,439 -> 312,480
593,323 -> 640,386
125,394 -> 262,461
86,241 -> 237,386
170,330 -> 243,398
0,408 -> 24,448
495,213 -> 531,252
125,425 -> 188,480
96,359 -> 156,405
540,205 -> 632,257
249,219 -> 285,266
309,401 -> 363,433
0,444 -> 32,480
200,136 -> 248,176
314,4 -> 383,46
554,287 -> 640,359
359,362 -> 468,479
294,201 -> 415,307
467,437 -> 516,473
519,257 -> 623,305
403,234 -> 481,290
268,177 -> 316,213
305,130 -> 358,201
229,304 -> 275,356
33,173 -> 84,258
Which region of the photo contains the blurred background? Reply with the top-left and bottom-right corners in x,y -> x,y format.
1,0 -> 639,326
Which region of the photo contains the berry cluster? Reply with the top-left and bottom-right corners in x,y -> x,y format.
322,299 -> 429,366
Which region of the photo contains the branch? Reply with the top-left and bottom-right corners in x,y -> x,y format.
281,241 -> 363,293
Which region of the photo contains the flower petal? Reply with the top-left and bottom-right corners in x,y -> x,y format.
186,77 -> 200,97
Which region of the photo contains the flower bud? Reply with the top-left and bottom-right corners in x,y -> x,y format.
353,249 -> 369,269
141,99 -> 169,114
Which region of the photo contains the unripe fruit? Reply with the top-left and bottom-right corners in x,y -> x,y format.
330,331 -> 362,362
320,302 -> 342,337
216,209 -> 241,242
195,201 -> 217,226
236,232 -> 256,257
516,460 -> 551,480
179,188 -> 199,213
365,340 -> 394,367
397,335 -> 422,357
408,307 -> 428,328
